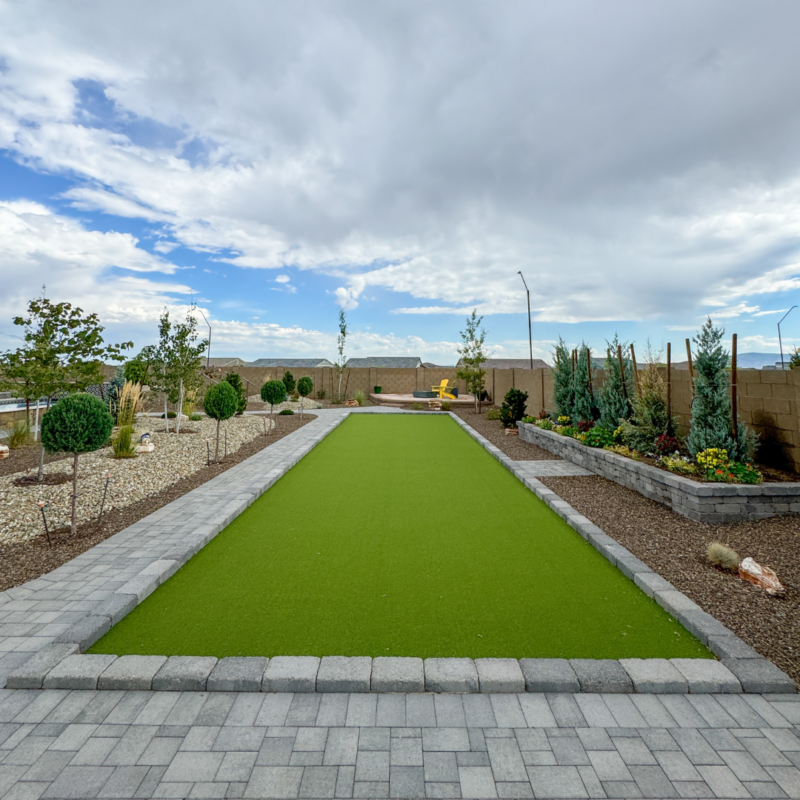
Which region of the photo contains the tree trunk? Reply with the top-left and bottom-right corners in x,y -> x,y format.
164,395 -> 169,434
300,396 -> 304,419
176,379 -> 183,435
37,398 -> 51,482
70,452 -> 79,537
215,418 -> 221,461
34,400 -> 40,442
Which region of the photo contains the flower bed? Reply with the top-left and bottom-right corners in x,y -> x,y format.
517,421 -> 800,523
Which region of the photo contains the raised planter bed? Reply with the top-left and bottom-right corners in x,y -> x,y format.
517,421 -> 800,523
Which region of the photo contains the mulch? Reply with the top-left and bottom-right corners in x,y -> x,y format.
455,409 -> 800,685
0,415 -> 315,593
0,446 -> 68,479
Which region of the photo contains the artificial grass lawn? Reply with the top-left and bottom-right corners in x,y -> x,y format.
91,415 -> 711,659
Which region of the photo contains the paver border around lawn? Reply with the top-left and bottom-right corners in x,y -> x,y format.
3,409 -> 796,695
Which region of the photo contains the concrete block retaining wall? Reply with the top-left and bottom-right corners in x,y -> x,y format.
517,421 -> 800,523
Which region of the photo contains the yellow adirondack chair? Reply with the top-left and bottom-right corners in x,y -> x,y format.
431,378 -> 457,400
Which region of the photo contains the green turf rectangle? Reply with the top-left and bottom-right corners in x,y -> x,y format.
90,415 -> 711,659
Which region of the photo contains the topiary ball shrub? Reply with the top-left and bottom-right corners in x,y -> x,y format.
261,380 -> 287,411
41,393 -> 114,535
204,381 -> 239,461
279,409 -> 294,415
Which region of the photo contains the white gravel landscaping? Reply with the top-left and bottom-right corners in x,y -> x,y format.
0,414 -> 272,545
246,396 -> 323,413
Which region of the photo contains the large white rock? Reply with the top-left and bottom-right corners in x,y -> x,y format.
0,444 -> 9,459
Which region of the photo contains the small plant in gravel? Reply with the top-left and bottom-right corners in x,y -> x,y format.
189,413 -> 202,422
316,387 -> 326,399
260,379 -> 287,431
204,381 -> 238,462
583,427 -> 614,448
485,408 -> 501,420
353,389 -> 366,406
223,372 -> 248,416
40,393 -> 114,536
297,376 -> 313,418
279,409 -> 294,415
499,388 -> 528,428
441,401 -> 452,411
111,425 -> 137,459
5,419 -> 32,449
707,542 -> 741,572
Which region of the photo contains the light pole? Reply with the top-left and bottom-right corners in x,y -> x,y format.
197,309 -> 212,368
778,306 -> 797,370
517,271 -> 533,369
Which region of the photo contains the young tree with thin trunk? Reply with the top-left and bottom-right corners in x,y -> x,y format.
335,309 -> 347,401
297,376 -> 313,418
456,309 -> 489,413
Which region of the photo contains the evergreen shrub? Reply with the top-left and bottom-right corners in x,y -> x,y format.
499,388 -> 528,428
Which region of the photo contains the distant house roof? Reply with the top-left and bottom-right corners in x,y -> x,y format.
421,362 -> 453,369
345,357 -> 423,369
457,358 -> 550,370
206,357 -> 247,367
247,358 -> 335,368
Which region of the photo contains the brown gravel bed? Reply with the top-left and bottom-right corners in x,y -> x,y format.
452,408 -> 560,461
0,445 -> 68,478
0,415 -> 315,593
539,474 -> 800,686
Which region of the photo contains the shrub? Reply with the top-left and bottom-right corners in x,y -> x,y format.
536,419 -> 554,430
40,393 -> 114,535
204,381 -> 238,461
353,389 -> 366,406
552,338 -> 575,418
790,347 -> 800,369
412,402 -> 424,410
572,343 -> 597,423
316,388 -> 327,399
604,444 -> 640,460
706,542 -> 740,572
660,454 -> 699,475
297,376 -> 313,418
5,419 -> 32,449
558,425 -> 578,438
189,413 -> 202,421
583,427 -> 614,448
281,371 -> 296,395
485,408 -> 501,420
441,401 -> 452,411
577,420 -> 593,433
597,334 -> 633,429
499,388 -> 528,428
123,357 -> 149,385
111,425 -> 137,458
655,434 -> 680,456
223,372 -> 248,416
521,415 -> 535,423
687,318 -> 757,462
161,411 -> 177,419
279,409 -> 294,415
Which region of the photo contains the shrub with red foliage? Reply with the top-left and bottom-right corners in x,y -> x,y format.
577,420 -> 594,433
655,434 -> 681,455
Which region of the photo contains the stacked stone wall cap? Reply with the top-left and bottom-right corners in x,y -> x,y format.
263,656 -> 320,692
98,655 -> 168,691
43,653 -> 117,690
518,658 -> 579,693
424,658 -> 479,693
5,643 -> 79,689
669,658 -> 742,693
316,656 -> 372,693
54,615 -> 111,651
722,658 -> 797,694
475,658 -> 525,693
570,659 -> 633,693
208,657 -> 269,692
152,656 -> 218,691
619,658 -> 688,693
371,657 -> 424,693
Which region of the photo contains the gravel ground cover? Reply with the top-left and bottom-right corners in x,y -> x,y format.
452,407 -> 560,460
90,414 -> 709,659
0,414 -> 315,592
246,395 -> 323,413
0,415 -> 273,546
0,442 -> 68,478
540,474 -> 800,686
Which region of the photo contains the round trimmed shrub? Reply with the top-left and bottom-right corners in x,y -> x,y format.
204,381 -> 239,461
297,376 -> 313,397
261,379 -> 287,408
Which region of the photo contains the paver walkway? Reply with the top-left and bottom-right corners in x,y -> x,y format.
1,409 -> 798,798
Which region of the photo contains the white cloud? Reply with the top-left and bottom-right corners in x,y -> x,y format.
753,308 -> 789,316
274,275 -> 290,283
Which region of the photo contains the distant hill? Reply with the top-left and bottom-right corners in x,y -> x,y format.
672,352 -> 783,370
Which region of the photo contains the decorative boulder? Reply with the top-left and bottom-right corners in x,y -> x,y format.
0,444 -> 9,459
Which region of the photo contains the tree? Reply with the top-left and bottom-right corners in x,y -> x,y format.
203,381 -> 238,461
261,379 -> 287,432
223,372 -> 248,415
456,309 -> 489,413
335,309 -> 348,401
282,371 -> 296,396
551,338 -> 574,419
499,388 -> 528,428
572,343 -> 597,424
124,345 -> 158,384
297,376 -> 313,418
597,334 -> 633,430
686,318 -> 757,461
40,394 -> 114,536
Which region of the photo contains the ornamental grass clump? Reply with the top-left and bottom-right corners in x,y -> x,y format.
5,419 -> 31,449
111,425 -> 137,459
353,389 -> 366,406
40,394 -> 114,536
706,542 -> 741,572
115,380 -> 142,428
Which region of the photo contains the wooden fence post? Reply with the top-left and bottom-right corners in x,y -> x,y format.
586,348 -> 594,402
630,344 -> 639,393
616,345 -> 628,401
666,342 -> 672,424
731,333 -> 738,443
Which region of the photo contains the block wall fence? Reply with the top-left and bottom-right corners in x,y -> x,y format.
98,364 -> 800,474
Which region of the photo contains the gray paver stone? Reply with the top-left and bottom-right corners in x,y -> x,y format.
317,657 -> 372,692
722,658 -> 797,694
4,642 -> 79,689
42,653 -> 117,689
263,656 -> 320,692
707,635 -> 762,661
425,658 -> 479,693
475,659 -> 525,693
54,614 -> 111,650
97,655 -> 168,690
633,572 -> 675,598
619,659 -> 688,694
519,659 -> 580,693
570,659 -> 633,693
208,656 -> 269,692
92,593 -> 138,625
116,573 -> 160,602
152,655 -> 218,691
371,658 -> 424,693
670,658 -> 742,693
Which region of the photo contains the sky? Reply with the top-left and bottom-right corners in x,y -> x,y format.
1,0 -> 800,366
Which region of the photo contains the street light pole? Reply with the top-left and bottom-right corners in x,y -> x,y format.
778,306 -> 797,370
197,309 -> 212,368
517,271 -> 533,369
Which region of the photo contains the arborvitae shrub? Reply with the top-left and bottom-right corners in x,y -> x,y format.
499,388 -> 528,428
